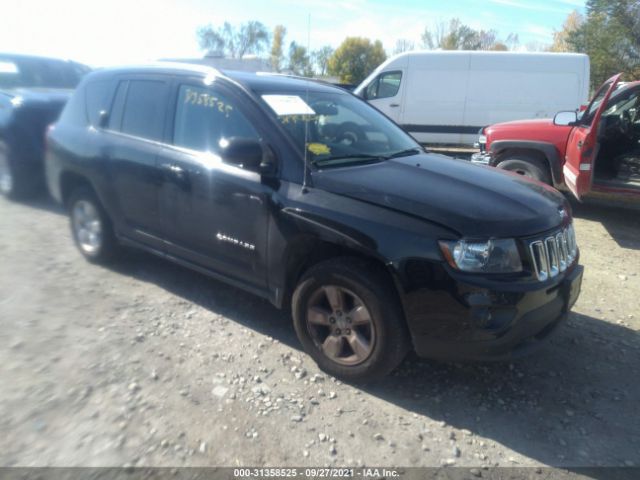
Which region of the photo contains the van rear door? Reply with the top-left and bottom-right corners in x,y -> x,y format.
563,73 -> 622,200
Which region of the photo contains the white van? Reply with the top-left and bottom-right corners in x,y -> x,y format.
354,51 -> 590,146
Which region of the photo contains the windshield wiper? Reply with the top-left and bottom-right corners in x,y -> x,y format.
383,147 -> 423,159
313,154 -> 385,165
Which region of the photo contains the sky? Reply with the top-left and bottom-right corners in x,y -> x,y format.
1,0 -> 586,67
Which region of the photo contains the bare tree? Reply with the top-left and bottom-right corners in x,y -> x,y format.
393,39 -> 415,54
197,21 -> 269,59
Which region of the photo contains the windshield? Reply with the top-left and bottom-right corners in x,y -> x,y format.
259,90 -> 421,168
0,56 -> 89,89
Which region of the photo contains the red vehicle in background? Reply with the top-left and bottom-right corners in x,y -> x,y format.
472,74 -> 640,203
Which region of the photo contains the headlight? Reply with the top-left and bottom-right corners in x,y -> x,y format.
439,238 -> 523,273
478,135 -> 487,144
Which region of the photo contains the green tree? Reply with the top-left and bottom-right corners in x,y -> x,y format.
312,46 -> 334,76
568,0 -> 640,88
549,10 -> 584,52
197,21 -> 269,59
288,41 -> 314,77
270,25 -> 287,72
327,37 -> 387,84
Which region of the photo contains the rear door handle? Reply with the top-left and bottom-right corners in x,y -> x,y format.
161,163 -> 185,175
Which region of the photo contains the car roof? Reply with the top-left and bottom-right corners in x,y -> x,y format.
86,62 -> 343,94
0,52 -> 83,64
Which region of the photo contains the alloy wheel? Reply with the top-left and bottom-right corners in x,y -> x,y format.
305,285 -> 376,366
72,200 -> 103,254
0,156 -> 12,195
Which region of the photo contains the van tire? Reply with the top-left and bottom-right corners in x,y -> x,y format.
291,258 -> 410,383
497,154 -> 552,184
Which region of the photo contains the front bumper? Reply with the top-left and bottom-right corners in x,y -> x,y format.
405,264 -> 583,361
470,152 -> 492,165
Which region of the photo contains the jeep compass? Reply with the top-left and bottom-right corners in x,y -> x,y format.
45,63 -> 583,382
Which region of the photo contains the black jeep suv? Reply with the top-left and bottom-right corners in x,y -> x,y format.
45,63 -> 583,382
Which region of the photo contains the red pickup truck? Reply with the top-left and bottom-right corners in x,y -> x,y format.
472,74 -> 640,202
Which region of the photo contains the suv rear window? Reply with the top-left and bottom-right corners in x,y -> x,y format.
0,56 -> 89,89
119,80 -> 168,141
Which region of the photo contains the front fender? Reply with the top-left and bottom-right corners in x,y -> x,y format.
490,140 -> 564,187
266,181 -> 456,307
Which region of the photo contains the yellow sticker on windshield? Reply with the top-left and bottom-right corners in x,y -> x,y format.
307,143 -> 331,155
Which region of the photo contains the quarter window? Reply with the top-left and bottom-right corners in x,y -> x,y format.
85,79 -> 115,126
366,71 -> 402,100
173,85 -> 259,152
119,80 -> 168,141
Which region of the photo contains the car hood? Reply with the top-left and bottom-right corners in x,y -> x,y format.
311,153 -> 568,238
485,118 -> 572,136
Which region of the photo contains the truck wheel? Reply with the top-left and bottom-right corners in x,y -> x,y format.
292,258 -> 410,383
68,187 -> 118,263
497,155 -> 551,184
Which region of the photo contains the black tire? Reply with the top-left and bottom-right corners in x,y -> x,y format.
497,154 -> 552,184
0,140 -> 38,200
67,186 -> 119,263
291,258 -> 410,383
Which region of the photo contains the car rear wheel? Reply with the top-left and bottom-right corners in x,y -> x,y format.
68,187 -> 118,263
292,258 -> 410,383
0,141 -> 37,200
497,154 -> 551,184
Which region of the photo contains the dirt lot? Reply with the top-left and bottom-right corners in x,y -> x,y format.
1,194 -> 639,469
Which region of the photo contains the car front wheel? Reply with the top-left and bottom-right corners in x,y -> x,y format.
292,258 -> 410,383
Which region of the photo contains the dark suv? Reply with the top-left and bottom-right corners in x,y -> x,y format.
46,63 -> 583,382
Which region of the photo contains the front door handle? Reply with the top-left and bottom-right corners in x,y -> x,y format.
577,140 -> 583,150
389,103 -> 400,107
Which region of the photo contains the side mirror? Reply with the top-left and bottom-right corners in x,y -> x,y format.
219,137 -> 274,174
98,110 -> 109,129
554,111 -> 578,126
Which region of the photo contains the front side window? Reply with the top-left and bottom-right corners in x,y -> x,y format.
260,90 -> 420,168
581,80 -> 614,126
120,80 -> 168,141
173,84 -> 259,152
365,71 -> 402,100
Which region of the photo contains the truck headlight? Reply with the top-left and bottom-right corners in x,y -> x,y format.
478,135 -> 487,145
439,238 -> 523,273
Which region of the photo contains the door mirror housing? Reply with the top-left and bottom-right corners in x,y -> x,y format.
98,110 -> 109,129
554,111 -> 578,126
219,137 -> 274,174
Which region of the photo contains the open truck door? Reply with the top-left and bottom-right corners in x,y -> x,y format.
563,74 -> 622,200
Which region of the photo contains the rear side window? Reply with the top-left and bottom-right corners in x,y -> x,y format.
85,79 -> 115,126
173,84 -> 259,152
366,71 -> 402,100
119,80 -> 168,141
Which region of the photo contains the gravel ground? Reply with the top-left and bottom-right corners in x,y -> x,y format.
0,195 -> 639,469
